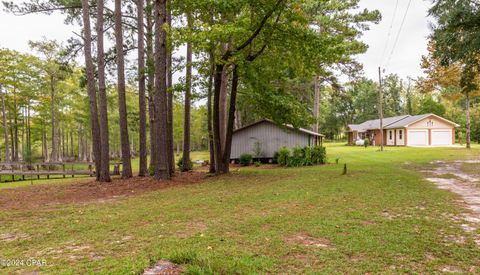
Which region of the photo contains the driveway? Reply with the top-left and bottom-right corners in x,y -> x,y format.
421,160 -> 480,244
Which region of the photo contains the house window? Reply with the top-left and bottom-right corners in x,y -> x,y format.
389,130 -> 392,140
399,130 -> 403,139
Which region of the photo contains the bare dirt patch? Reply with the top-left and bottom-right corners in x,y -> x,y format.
143,260 -> 183,275
0,171 -> 207,210
420,160 -> 480,245
284,233 -> 332,248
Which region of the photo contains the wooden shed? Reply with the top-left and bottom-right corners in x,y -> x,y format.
230,119 -> 324,161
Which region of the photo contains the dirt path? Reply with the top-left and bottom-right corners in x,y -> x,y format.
420,160 -> 480,245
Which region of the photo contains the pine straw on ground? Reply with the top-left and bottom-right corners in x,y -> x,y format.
0,171 -> 207,210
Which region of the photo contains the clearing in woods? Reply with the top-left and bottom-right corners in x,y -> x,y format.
0,144 -> 479,274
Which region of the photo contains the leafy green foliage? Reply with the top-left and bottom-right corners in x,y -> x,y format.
276,145 -> 326,167
276,146 -> 290,166
239,153 -> 253,166
177,158 -> 193,170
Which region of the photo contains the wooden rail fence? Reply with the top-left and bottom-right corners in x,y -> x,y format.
0,161 -> 124,182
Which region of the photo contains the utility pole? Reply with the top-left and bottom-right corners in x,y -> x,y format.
378,67 -> 384,152
313,75 -> 321,133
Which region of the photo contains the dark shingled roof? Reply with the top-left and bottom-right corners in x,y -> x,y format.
347,114 -> 459,132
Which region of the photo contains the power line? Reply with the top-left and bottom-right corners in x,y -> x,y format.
384,0 -> 413,68
380,0 -> 399,64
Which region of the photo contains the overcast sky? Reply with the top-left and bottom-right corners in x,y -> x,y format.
0,0 -> 433,81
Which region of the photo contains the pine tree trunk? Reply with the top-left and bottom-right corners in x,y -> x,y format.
70,131 -> 74,157
137,0 -> 148,177
207,49 -> 216,173
27,102 -> 31,160
466,93 -> 471,149
96,0 -> 111,181
21,107 -> 25,161
81,0 -> 102,180
182,13 -> 193,172
0,89 -> 10,162
77,123 -> 82,160
166,5 -> 175,176
13,93 -> 18,161
115,0 -> 133,178
49,76 -> 57,162
9,116 -> 15,161
153,0 -> 170,180
58,126 -> 63,161
43,125 -> 49,162
146,0 -> 156,172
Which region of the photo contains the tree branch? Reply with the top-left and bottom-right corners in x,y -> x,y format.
234,0 -> 285,53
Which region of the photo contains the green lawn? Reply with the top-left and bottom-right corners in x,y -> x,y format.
1,144 -> 480,274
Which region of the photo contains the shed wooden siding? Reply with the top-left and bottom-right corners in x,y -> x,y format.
231,121 -> 311,159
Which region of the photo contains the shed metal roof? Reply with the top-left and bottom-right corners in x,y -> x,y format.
233,119 -> 324,137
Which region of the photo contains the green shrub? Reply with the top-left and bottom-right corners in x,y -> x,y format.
364,138 -> 369,147
239,153 -> 253,166
287,146 -> 304,167
254,161 -> 261,167
176,158 -> 193,170
277,146 -> 290,166
302,146 -> 314,166
311,145 -> 327,164
272,151 -> 280,164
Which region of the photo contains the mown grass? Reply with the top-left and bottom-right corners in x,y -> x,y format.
1,144 -> 480,274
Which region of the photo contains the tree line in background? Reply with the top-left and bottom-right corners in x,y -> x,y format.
0,45 -> 208,164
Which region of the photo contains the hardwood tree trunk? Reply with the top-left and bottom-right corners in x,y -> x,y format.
115,0 -> 133,178
182,13 -> 193,172
219,65 -> 229,154
137,0 -> 148,176
81,0 -> 102,180
0,89 -> 10,162
212,63 -> 226,173
221,66 -> 239,172
97,0 -> 111,181
153,0 -> 170,180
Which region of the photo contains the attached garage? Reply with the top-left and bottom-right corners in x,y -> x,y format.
431,130 -> 452,146
347,113 -> 458,147
407,130 -> 428,146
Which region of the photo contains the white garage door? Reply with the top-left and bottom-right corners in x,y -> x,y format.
432,130 -> 451,146
408,130 -> 427,146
